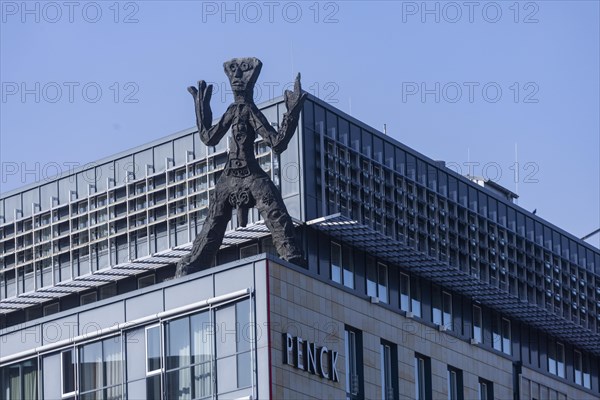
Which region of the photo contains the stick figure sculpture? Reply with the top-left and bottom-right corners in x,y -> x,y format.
175,57 -> 306,277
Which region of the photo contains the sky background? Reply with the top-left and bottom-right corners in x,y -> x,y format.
1,0 -> 599,247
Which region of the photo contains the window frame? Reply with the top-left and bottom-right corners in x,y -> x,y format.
478,377 -> 494,400
145,324 -> 163,376
60,347 -> 78,398
345,326 -> 364,400
414,353 -> 432,400
447,365 -> 464,400
472,305 -> 482,343
380,340 -> 398,400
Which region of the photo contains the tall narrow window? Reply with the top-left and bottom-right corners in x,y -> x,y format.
331,242 -> 342,284
478,377 -> 494,400
345,326 -> 363,400
548,340 -> 565,378
574,350 -> 591,389
472,305 -> 482,343
79,337 -> 123,399
411,276 -> 422,317
400,273 -> 410,312
414,353 -> 431,400
366,259 -> 388,303
492,315 -> 511,354
146,325 -> 162,398
380,340 -> 398,400
442,292 -> 453,330
501,318 -> 511,355
343,245 -> 355,289
61,348 -> 77,397
331,242 -> 354,289
378,263 -> 389,303
447,366 -> 463,400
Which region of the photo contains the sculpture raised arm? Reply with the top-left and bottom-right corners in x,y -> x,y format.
250,73 -> 307,153
187,80 -> 233,146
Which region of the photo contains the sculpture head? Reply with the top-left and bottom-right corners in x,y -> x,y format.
223,57 -> 262,98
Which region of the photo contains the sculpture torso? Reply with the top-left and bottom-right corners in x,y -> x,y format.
223,101 -> 266,179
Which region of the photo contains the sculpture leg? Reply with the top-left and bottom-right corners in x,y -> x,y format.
175,184 -> 232,277
251,175 -> 303,264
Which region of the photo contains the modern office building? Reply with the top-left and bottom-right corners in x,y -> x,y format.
1,94 -> 599,399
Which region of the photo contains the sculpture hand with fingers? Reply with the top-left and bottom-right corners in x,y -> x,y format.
175,58 -> 306,278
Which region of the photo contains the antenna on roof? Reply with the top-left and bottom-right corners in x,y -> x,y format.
383,124 -> 387,135
514,143 -> 519,205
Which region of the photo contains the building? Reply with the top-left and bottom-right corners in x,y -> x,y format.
1,94 -> 599,399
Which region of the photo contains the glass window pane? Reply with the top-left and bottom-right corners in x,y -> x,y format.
411,276 -> 422,317
442,292 -> 452,330
104,336 -> 123,390
216,304 -> 236,358
146,326 -> 161,373
326,111 -> 337,139
80,341 -> 103,392
236,299 -> 251,353
373,136 -> 383,163
237,351 -> 252,388
166,367 -> 192,400
366,257 -> 377,297
501,319 -> 511,355
338,118 -> 349,145
191,311 -> 211,365
168,317 -> 191,370
473,306 -> 482,343
342,246 -> 354,289
361,129 -> 372,157
378,263 -> 388,303
400,273 -> 410,312
62,349 -> 76,394
331,242 -> 342,284
350,124 -> 361,152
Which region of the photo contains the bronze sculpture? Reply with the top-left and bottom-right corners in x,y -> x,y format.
175,57 -> 306,277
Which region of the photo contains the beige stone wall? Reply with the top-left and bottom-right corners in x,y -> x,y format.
268,261 -> 517,400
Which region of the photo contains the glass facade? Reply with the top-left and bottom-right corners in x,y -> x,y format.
0,294 -> 253,400
304,98 -> 600,338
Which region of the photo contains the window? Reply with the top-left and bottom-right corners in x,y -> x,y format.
0,358 -> 38,399
146,324 -> 162,397
240,243 -> 258,259
548,340 -> 565,378
574,350 -> 591,389
61,348 -> 77,397
400,273 -> 410,312
345,326 -> 363,400
472,305 -> 482,343
414,353 -> 431,400
380,340 -> 398,400
367,259 -> 388,303
79,336 -> 123,399
432,287 -> 453,330
331,242 -> 354,289
447,366 -> 463,400
492,315 -> 511,355
215,299 -> 252,395
478,377 -> 494,400
165,310 -> 213,399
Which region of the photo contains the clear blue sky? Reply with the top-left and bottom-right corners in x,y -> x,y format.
1,0 -> 599,247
